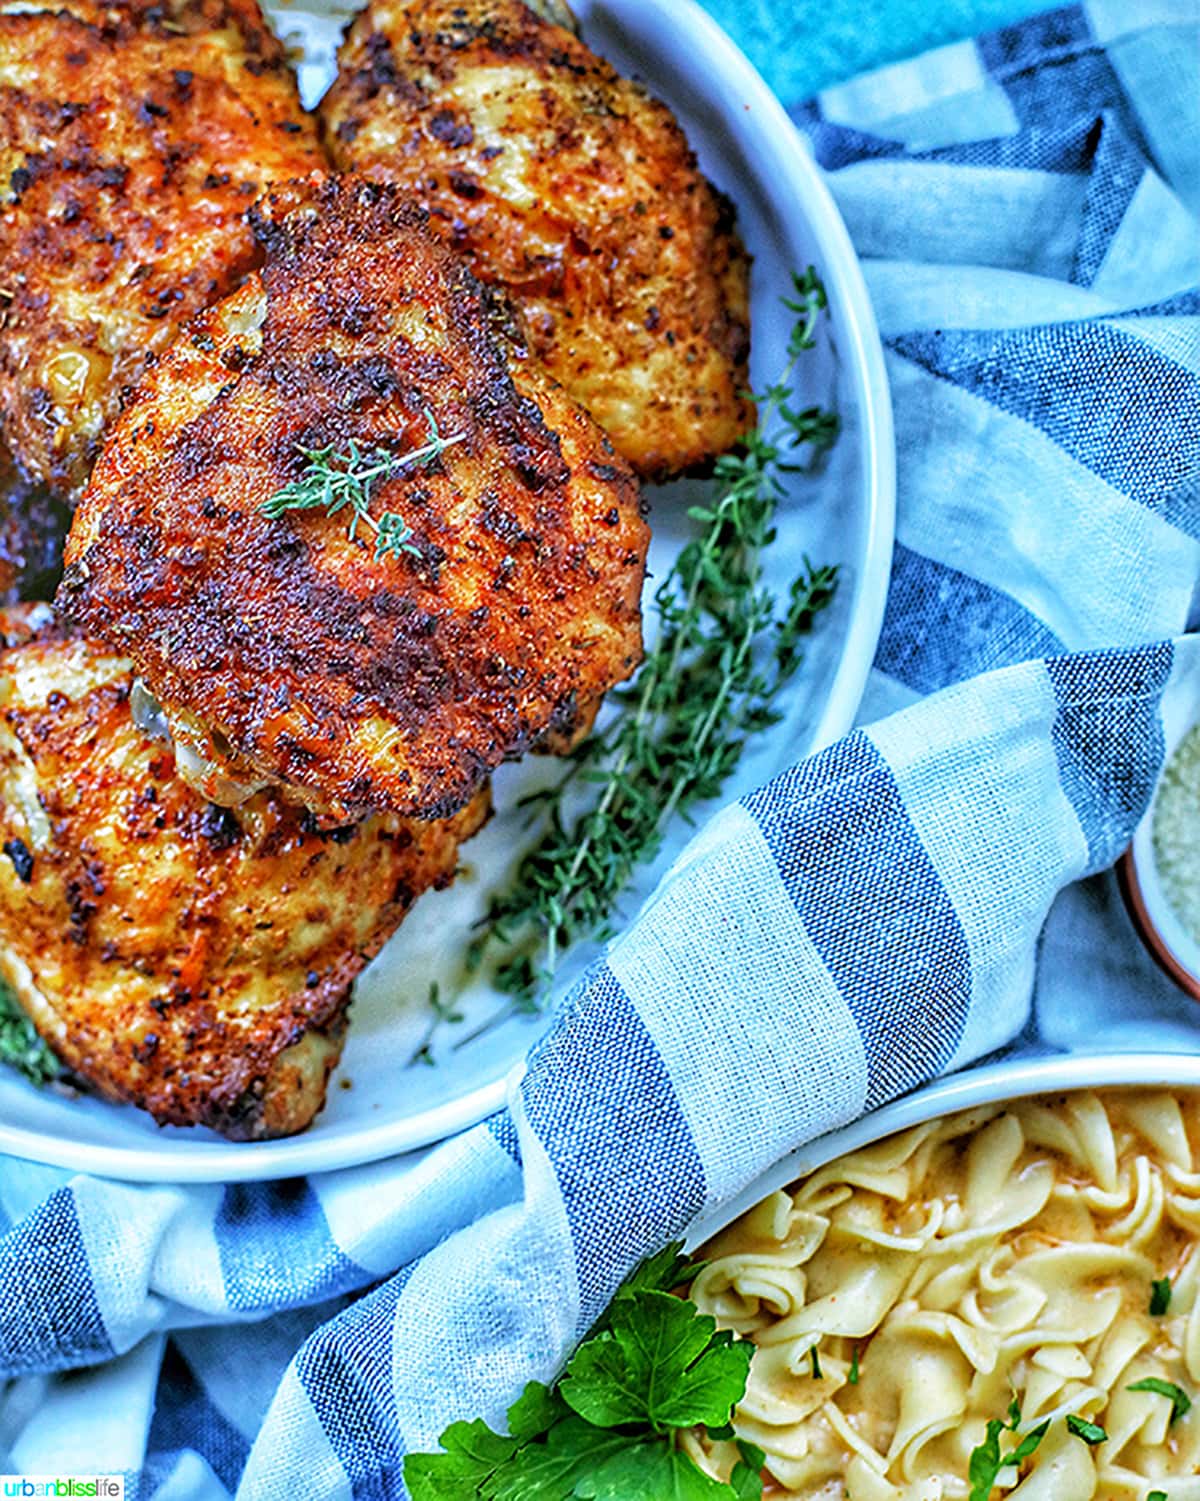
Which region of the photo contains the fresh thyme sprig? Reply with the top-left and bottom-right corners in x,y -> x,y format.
261,415 -> 464,561
464,269 -> 839,1015
407,981 -> 465,1068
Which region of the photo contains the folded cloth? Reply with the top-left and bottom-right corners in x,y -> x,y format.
1,4 -> 1198,1497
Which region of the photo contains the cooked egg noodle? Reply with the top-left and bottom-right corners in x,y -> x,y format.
686,1090 -> 1200,1500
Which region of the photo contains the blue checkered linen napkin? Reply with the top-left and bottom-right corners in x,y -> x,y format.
1,4 -> 1199,1496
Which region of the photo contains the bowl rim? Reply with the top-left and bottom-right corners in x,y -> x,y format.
0,0 -> 895,1184
684,1049 -> 1200,1248
1121,704 -> 1200,1001
1119,847 -> 1200,1001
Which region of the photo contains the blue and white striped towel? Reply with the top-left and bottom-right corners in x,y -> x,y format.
1,4 -> 1199,1496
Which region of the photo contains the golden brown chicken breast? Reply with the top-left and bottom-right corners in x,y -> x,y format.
62,176 -> 649,823
0,0 -> 324,498
0,605 -> 489,1138
318,0 -> 753,481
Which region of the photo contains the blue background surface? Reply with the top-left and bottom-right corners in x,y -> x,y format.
698,0 -> 1051,99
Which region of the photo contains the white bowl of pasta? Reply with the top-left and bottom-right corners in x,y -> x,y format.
681,1051 -> 1200,1501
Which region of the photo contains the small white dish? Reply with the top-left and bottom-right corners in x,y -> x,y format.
0,0 -> 895,1182
1120,701 -> 1200,1001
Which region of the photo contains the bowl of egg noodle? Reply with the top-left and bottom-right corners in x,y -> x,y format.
680,1051 -> 1200,1501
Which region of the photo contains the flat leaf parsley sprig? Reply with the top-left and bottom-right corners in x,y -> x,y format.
404,1243 -> 765,1500
469,269 -> 839,1011
261,414 -> 464,561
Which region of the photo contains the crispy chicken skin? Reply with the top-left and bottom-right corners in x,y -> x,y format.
0,605 -> 489,1138
318,0 -> 753,481
62,177 -> 649,822
0,0 -> 324,498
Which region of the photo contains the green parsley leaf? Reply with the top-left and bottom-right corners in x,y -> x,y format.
403,1382 -> 569,1498
1007,1420 -> 1050,1467
967,1418 -> 1004,1501
1127,1378 -> 1192,1424
506,1381 -> 568,1439
809,1345 -> 822,1379
848,1346 -> 860,1385
576,1444 -> 738,1500
1147,1491 -> 1169,1500
406,1244 -> 760,1499
1066,1414 -> 1108,1445
562,1291 -> 751,1431
617,1241 -> 704,1299
487,1418 -> 631,1501
730,1441 -> 766,1501
403,1415 -> 524,1496
408,1171 -> 758,1491
559,1328 -> 645,1429
967,1404 -> 1048,1500
1150,1278 -> 1172,1316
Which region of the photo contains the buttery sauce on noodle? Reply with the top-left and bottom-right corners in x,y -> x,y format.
685,1089 -> 1200,1500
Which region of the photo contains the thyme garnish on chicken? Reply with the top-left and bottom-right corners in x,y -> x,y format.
465,269 -> 839,1015
261,418 -> 465,561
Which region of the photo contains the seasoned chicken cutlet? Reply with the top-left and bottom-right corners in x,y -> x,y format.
0,0 -> 324,498
62,177 -> 649,822
319,0 -> 753,481
0,606 -> 489,1138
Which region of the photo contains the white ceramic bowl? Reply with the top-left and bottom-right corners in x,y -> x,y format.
1121,703 -> 1200,1001
0,0 -> 894,1182
684,1051 -> 1200,1249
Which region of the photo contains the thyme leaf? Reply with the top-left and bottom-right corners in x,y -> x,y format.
407,981 -> 465,1069
261,416 -> 464,560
